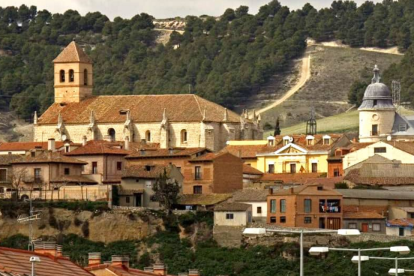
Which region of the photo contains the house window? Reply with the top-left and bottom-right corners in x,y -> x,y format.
373,100 -> 377,106
270,216 -> 276,223
193,185 -> 202,194
60,70 -> 65,82
270,199 -> 276,213
257,207 -> 262,214
145,130 -> 151,142
348,223 -> 357,229
65,145 -> 70,153
280,199 -> 286,213
181,129 -> 188,143
334,169 -> 340,177
84,69 -> 88,85
290,163 -> 296,173
69,69 -> 74,82
92,162 -> 98,174
117,162 -> 122,171
226,213 -> 234,220
126,196 -> 130,204
64,168 -> 70,175
108,128 -> 116,141
304,217 -> 312,224
304,199 -> 312,213
399,124 -> 407,132
268,140 -> 274,146
319,200 -> 326,213
195,166 -> 202,180
0,169 -> 7,182
268,164 -> 275,173
372,223 -> 381,232
307,139 -> 312,146
280,216 -> 286,223
34,168 -> 41,182
284,140 -> 289,145
312,163 -> 317,173
374,147 -> 386,153
323,138 -> 330,145
372,124 -> 378,136
410,213 -> 414,219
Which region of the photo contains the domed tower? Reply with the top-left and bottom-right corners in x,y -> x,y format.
358,65 -> 396,143
53,41 -> 93,103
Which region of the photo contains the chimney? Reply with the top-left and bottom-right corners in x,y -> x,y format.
289,187 -> 294,194
34,242 -> 59,257
124,136 -> 130,151
88,252 -> 101,266
82,136 -> 87,146
153,263 -> 167,276
48,138 -> 56,152
112,255 -> 129,268
189,269 -> 200,276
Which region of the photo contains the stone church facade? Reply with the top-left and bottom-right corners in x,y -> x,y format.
34,42 -> 262,151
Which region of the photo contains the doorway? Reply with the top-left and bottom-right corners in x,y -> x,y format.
290,163 -> 296,173
319,218 -> 325,229
399,227 -> 405,237
134,193 -> 142,207
362,223 -> 369,233
327,218 -> 341,230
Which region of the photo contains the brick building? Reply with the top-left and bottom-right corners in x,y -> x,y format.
126,148 -> 243,194
267,185 -> 343,229
33,41 -> 262,152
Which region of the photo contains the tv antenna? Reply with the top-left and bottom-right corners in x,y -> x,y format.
17,195 -> 42,251
306,107 -> 317,135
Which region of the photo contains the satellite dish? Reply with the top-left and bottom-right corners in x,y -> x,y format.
61,134 -> 67,141
289,137 -> 294,143
387,135 -> 392,141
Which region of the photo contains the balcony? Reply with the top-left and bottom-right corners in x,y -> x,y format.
319,199 -> 341,213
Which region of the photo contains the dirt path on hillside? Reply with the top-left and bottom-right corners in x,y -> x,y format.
256,55 -> 311,115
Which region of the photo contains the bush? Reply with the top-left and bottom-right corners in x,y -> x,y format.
81,221 -> 90,238
74,217 -> 83,227
335,182 -> 349,189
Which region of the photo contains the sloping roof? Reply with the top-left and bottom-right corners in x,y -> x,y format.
38,94 -> 244,125
343,205 -> 387,214
11,151 -> 87,165
259,173 -> 321,183
53,41 -> 92,63
86,264 -> 172,276
270,185 -> 342,196
337,189 -> 414,200
215,202 -> 251,211
221,144 -> 268,159
304,177 -> 344,189
396,207 -> 414,213
0,155 -> 23,165
0,247 -> 93,276
242,164 -> 263,175
177,194 -> 232,206
126,148 -> 209,159
232,189 -> 268,202
343,211 -> 385,219
188,151 -> 229,162
387,219 -> 414,228
0,142 -> 65,152
122,165 -> 172,179
385,141 -> 414,155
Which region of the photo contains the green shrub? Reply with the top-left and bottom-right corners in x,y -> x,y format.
335,182 -> 349,189
81,221 -> 90,238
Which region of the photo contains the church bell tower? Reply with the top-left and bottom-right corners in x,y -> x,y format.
53,41 -> 93,103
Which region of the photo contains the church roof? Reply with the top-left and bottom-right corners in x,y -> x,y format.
53,41 -> 92,63
38,94 -> 243,124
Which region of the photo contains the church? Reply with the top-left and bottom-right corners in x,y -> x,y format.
359,65 -> 414,143
33,42 -> 262,151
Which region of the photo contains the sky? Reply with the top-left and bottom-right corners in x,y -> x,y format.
0,0 -> 383,19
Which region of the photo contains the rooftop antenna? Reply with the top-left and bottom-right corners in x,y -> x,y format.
306,107 -> 317,135
392,80 -> 401,112
17,195 -> 42,251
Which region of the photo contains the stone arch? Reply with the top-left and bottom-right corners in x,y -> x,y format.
69,69 -> 75,82
108,128 -> 116,141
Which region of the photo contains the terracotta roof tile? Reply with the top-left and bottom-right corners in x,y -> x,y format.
122,165 -> 172,179
126,148 -> 209,159
259,173 -> 321,183
242,164 -> 263,175
304,177 -> 344,189
0,142 -> 65,152
65,140 -> 158,156
53,41 -> 92,63
12,151 -> 87,165
222,144 -> 268,159
385,141 -> 414,155
0,247 -> 93,276
0,155 -> 23,165
232,189 -> 268,202
51,175 -> 97,184
343,211 -> 385,219
215,202 -> 251,211
86,264 -> 173,276
38,94 -> 244,124
387,218 -> 414,227
177,194 -> 232,206
270,185 -> 342,196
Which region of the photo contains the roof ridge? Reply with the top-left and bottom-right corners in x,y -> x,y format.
192,94 -> 203,119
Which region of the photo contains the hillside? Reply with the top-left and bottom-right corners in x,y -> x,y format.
258,45 -> 402,131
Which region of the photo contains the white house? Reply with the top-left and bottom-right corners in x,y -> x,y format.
386,219 -> 414,237
231,189 -> 268,222
214,203 -> 252,226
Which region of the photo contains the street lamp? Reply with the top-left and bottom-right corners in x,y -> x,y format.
243,228 -> 360,276
309,246 -> 411,276
367,256 -> 414,276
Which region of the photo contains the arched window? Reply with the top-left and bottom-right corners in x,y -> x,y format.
60,70 -> 65,82
181,129 -> 188,143
108,128 -> 116,141
146,130 -> 151,142
84,69 -> 88,85
69,69 -> 74,82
